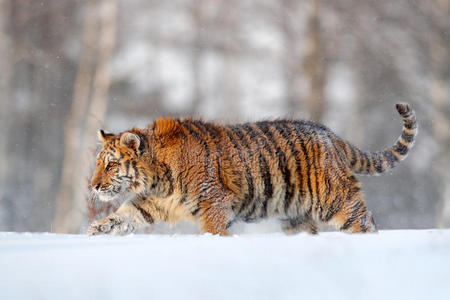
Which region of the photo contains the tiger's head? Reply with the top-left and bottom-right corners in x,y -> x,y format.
90,128 -> 174,202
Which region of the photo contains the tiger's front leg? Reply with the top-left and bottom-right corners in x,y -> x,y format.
197,192 -> 236,236
88,197 -> 154,236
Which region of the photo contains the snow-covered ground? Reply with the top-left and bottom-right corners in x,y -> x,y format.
1,230 -> 449,300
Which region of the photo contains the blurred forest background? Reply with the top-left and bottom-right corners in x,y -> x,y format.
0,0 -> 449,234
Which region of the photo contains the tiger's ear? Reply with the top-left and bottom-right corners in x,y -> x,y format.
152,118 -> 181,138
98,129 -> 108,143
120,132 -> 141,152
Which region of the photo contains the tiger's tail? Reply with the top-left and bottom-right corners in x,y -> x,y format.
337,103 -> 418,175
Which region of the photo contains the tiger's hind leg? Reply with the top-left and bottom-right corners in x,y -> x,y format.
327,192 -> 377,233
281,216 -> 318,235
323,174 -> 377,233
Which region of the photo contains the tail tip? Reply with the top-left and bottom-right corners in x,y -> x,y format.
395,103 -> 412,117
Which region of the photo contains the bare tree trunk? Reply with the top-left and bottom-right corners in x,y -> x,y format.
304,0 -> 326,122
54,0 -> 100,233
77,0 -> 117,231
430,0 -> 450,228
54,0 -> 117,233
0,0 -> 12,224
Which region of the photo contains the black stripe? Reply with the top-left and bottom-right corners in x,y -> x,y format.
179,186 -> 188,204
230,126 -> 251,157
340,201 -> 364,231
230,126 -> 257,216
224,127 -> 255,212
401,132 -> 415,143
320,161 -> 331,221
182,121 -> 202,140
366,153 -> 375,173
305,202 -> 313,218
393,142 -> 408,155
349,144 -> 357,167
275,121 -> 293,141
281,122 -> 306,200
253,121 -> 279,205
124,160 -> 130,176
226,220 -> 234,229
202,122 -> 220,140
241,124 -> 267,218
310,131 -> 322,215
383,150 -> 397,168
335,138 -> 349,164
360,213 -> 367,232
203,122 -> 228,191
132,160 -> 138,177
326,133 -> 344,161
346,184 -> 361,202
134,132 -> 146,154
404,119 -> 417,130
201,123 -> 220,149
191,205 -> 201,216
252,122 -> 274,156
396,104 -> 411,116
359,151 -> 368,173
267,122 -> 295,214
191,120 -> 207,135
133,202 -> 154,224
323,195 -> 343,222
254,122 -> 277,155
374,153 -> 384,173
176,172 -> 184,202
162,163 -> 174,196
292,122 -> 313,206
183,121 -> 211,205
243,200 -> 258,221
217,160 -> 225,187
243,125 -> 273,200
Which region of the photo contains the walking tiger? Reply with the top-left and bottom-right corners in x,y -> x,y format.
88,103 -> 417,235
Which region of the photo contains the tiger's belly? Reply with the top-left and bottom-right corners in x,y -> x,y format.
233,185 -> 308,223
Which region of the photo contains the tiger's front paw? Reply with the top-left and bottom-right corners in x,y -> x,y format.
87,215 -> 136,236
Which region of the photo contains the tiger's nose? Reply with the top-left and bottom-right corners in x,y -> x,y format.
93,183 -> 101,190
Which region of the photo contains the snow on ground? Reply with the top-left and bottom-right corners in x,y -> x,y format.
1,230 -> 449,300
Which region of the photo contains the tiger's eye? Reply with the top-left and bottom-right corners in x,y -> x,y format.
105,161 -> 117,171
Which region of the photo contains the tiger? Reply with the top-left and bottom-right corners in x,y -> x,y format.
87,103 -> 417,236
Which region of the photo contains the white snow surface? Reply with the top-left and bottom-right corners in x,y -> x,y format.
1,230 -> 449,300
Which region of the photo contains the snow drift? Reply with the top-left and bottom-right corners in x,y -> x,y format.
0,230 -> 449,300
